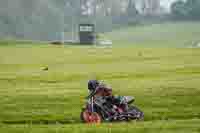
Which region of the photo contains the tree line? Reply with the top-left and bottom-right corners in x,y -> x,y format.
0,0 -> 199,41
171,0 -> 200,20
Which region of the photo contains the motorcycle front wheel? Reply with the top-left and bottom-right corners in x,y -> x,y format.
80,109 -> 102,123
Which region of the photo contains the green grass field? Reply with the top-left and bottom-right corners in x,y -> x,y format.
0,22 -> 200,132
1,45 -> 200,132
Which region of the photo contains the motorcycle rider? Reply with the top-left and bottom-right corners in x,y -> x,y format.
88,80 -> 112,97
87,80 -> 131,113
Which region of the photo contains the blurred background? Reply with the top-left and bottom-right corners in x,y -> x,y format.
0,0 -> 199,42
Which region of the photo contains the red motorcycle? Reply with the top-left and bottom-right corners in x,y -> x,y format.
81,88 -> 144,123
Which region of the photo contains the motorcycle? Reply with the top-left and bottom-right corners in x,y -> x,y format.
80,90 -> 144,123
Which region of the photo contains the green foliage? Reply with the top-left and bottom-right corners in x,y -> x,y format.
171,1 -> 189,19
171,0 -> 200,20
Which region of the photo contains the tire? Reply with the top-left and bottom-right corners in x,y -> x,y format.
128,106 -> 144,121
80,109 -> 102,123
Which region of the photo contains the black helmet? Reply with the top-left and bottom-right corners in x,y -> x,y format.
88,80 -> 100,92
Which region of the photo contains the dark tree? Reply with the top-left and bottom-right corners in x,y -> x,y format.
171,0 -> 200,20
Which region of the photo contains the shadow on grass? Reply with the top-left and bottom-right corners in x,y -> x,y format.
2,119 -> 82,125
3,115 -> 200,125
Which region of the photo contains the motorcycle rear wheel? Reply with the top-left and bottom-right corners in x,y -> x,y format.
128,106 -> 144,121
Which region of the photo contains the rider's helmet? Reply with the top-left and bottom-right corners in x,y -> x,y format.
88,80 -> 100,92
